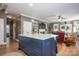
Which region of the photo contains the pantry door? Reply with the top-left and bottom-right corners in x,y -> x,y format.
0,18 -> 4,43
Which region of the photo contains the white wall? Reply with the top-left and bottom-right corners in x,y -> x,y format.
0,18 -> 4,44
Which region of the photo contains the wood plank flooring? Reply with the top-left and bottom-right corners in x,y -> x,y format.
0,40 -> 26,56
0,40 -> 79,56
57,44 -> 79,56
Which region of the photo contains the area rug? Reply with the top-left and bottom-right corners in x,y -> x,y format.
3,51 -> 26,56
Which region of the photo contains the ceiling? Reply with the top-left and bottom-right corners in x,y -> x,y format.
5,3 -> 79,22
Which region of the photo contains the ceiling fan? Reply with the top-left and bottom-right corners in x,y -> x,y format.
47,14 -> 68,22
57,15 -> 67,20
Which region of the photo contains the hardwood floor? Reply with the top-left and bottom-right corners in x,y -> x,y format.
0,40 -> 79,56
57,43 -> 79,56
0,40 -> 26,56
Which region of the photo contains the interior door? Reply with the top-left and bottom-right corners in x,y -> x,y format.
0,18 -> 4,44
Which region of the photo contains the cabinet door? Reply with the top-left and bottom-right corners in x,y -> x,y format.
0,18 -> 4,44
23,21 -> 32,34
42,38 -> 57,56
41,39 -> 51,56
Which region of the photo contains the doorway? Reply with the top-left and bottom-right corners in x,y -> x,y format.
6,18 -> 14,42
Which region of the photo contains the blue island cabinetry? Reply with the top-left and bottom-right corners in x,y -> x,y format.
19,35 -> 57,56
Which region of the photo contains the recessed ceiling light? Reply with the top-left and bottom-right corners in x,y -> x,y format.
29,3 -> 33,7
32,20 -> 34,22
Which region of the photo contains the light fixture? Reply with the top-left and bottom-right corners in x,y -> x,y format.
29,3 -> 33,7
32,20 -> 34,22
7,15 -> 12,19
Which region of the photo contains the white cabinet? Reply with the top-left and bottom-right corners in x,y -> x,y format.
23,21 -> 32,34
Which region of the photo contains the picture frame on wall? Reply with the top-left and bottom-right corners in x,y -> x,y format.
60,23 -> 72,33
65,24 -> 72,33
53,24 -> 59,31
60,24 -> 65,32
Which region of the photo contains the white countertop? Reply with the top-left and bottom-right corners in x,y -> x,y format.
19,34 -> 58,40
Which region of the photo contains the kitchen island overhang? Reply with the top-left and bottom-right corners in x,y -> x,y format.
19,34 -> 58,56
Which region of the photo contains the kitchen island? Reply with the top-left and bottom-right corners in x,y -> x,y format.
19,34 -> 58,56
